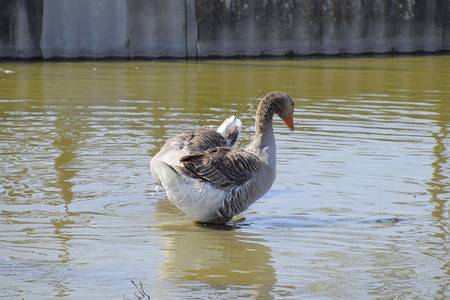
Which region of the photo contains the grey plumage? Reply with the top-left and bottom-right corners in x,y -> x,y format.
180,147 -> 262,191
150,92 -> 294,223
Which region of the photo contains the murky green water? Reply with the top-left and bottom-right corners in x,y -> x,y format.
0,56 -> 449,299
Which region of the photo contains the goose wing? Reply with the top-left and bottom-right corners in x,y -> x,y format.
179,147 -> 262,191
171,127 -> 227,152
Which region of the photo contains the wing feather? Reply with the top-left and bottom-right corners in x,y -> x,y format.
179,147 -> 262,191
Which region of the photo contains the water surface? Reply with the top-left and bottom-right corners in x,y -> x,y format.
0,56 -> 449,299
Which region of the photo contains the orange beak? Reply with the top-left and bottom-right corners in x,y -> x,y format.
284,112 -> 294,131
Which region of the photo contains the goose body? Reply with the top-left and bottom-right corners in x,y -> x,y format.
150,92 -> 294,223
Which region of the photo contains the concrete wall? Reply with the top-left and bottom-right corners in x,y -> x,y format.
0,0 -> 43,58
0,0 -> 448,59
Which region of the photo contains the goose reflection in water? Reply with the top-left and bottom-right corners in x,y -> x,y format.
152,199 -> 277,299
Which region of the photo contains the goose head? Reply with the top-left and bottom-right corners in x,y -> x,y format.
256,92 -> 295,133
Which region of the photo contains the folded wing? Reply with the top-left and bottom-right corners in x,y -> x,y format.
179,147 -> 262,191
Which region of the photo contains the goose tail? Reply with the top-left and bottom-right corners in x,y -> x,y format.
216,115 -> 242,148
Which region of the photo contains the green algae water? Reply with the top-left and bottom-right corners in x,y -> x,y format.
0,56 -> 449,299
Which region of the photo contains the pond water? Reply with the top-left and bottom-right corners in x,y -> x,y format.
0,55 -> 449,299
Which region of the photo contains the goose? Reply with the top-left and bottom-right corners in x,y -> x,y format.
150,92 -> 294,224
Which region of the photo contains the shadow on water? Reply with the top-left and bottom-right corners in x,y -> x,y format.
211,216 -> 407,230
